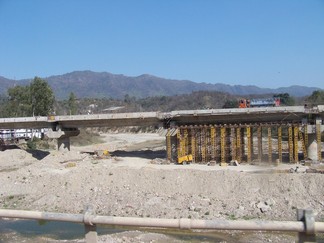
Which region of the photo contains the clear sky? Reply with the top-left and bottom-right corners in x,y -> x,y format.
0,0 -> 323,88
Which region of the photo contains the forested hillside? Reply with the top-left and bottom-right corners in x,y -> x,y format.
0,71 -> 321,99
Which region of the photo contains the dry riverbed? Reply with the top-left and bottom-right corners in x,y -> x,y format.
0,132 -> 323,242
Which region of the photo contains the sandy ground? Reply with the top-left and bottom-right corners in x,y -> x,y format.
0,132 -> 323,243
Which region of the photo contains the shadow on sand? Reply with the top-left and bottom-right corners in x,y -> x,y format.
1,144 -> 50,160
26,149 -> 50,160
110,149 -> 166,160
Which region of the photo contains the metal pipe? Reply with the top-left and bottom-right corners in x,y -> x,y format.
0,209 -> 83,223
1,209 -> 324,233
92,216 -> 308,232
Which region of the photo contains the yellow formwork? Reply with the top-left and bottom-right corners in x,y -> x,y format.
172,123 -> 311,164
191,127 -> 196,163
304,125 -> 308,149
246,126 -> 252,162
231,127 -> 236,161
166,129 -> 172,161
268,127 -> 272,163
299,129 -> 307,159
210,126 -> 216,161
278,126 -> 282,163
294,125 -> 299,163
177,127 -> 190,161
236,127 -> 242,162
220,126 -> 226,164
184,128 -> 189,156
288,126 -> 293,163
176,129 -> 182,159
257,126 -> 262,162
201,127 -> 207,163
316,123 -> 322,161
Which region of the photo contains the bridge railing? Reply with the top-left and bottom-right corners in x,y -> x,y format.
0,208 -> 323,243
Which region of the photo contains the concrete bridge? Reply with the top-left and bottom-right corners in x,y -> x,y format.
1,105 -> 323,163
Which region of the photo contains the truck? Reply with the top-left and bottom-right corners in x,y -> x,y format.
177,154 -> 193,164
0,129 -> 46,146
239,98 -> 280,108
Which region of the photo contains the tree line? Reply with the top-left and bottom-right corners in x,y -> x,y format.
0,77 -> 77,117
0,77 -> 323,118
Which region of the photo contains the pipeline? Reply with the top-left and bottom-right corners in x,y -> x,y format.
1,209 -> 324,232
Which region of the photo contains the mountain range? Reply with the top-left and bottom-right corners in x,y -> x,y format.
0,71 -> 321,100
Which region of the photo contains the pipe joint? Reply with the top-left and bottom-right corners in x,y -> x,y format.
179,218 -> 191,229
84,206 -> 95,226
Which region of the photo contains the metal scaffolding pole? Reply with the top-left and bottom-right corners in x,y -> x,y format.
294,125 -> 299,163
201,126 -> 207,163
166,129 -> 172,162
299,128 -> 307,160
236,127 -> 242,162
288,126 -> 294,163
257,126 -> 262,162
231,127 -> 236,161
220,126 -> 226,164
316,123 -> 322,161
184,127 -> 189,156
278,126 -> 283,163
268,127 -> 272,163
191,127 -> 196,163
246,126 -> 252,163
210,126 -> 216,161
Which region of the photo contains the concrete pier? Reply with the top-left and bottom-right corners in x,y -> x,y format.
45,128 -> 80,151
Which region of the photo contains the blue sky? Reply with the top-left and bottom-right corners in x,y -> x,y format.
0,0 -> 323,88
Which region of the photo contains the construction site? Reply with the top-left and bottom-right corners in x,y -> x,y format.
0,106 -> 324,242
166,122 -> 323,165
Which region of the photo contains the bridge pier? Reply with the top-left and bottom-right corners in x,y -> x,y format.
167,121 -> 323,165
46,128 -> 80,151
301,117 -> 323,162
307,134 -> 318,161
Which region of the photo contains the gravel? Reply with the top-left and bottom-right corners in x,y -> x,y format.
0,133 -> 323,242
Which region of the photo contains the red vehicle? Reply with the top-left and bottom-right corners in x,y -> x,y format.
239,98 -> 280,108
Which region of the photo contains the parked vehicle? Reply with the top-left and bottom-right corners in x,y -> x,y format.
177,154 -> 193,164
0,129 -> 46,145
239,98 -> 280,108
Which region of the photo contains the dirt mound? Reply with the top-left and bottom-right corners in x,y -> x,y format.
0,133 -> 323,242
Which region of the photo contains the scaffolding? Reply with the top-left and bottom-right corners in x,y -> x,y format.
169,122 -> 322,164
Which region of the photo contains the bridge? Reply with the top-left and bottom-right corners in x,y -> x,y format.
1,105 -> 324,163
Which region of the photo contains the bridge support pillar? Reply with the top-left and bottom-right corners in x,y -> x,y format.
58,137 -> 71,151
46,128 -> 80,151
304,117 -> 323,162
307,134 -> 318,161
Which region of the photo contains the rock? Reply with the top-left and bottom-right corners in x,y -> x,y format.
234,206 -> 246,218
230,160 -> 239,166
194,207 -> 202,212
200,198 -> 211,207
265,198 -> 275,206
189,205 -> 196,211
257,201 -> 271,213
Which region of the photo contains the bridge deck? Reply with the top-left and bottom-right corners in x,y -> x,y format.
0,106 -> 323,130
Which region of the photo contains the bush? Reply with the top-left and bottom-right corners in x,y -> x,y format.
26,137 -> 54,150
27,139 -> 37,150
70,128 -> 104,146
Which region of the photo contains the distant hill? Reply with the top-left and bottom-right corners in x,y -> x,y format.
0,71 -> 321,99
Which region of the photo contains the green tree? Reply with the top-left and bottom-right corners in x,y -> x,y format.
273,93 -> 295,106
68,92 -> 77,115
306,90 -> 324,105
30,77 -> 55,116
6,85 -> 32,117
223,99 -> 238,108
